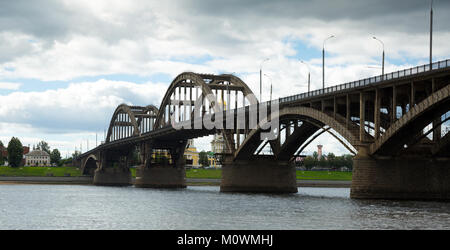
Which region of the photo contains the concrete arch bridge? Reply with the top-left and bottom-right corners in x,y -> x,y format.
76,60 -> 450,200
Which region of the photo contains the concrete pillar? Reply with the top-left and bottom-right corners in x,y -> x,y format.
351,147 -> 450,200
333,96 -> 337,119
359,92 -> 365,142
134,165 -> 186,188
346,94 -> 350,129
93,167 -> 132,186
220,157 -> 297,193
432,78 -> 442,141
374,89 -> 380,139
392,85 -> 397,122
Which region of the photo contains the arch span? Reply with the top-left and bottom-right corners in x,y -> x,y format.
81,154 -> 99,176
370,84 -> 450,155
106,104 -> 141,143
234,106 -> 364,161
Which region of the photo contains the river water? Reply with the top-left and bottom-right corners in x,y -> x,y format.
0,184 -> 448,230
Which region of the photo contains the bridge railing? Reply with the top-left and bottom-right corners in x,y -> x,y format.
277,59 -> 450,105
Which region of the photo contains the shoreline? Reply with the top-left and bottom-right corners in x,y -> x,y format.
0,176 -> 351,188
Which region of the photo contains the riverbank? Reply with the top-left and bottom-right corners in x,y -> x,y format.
0,176 -> 351,187
0,167 -> 352,187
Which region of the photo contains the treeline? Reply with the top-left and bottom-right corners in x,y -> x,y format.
300,152 -> 353,170
0,138 -> 63,167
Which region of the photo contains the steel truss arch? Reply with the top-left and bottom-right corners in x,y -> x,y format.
234,106 -> 363,161
106,104 -> 141,143
370,84 -> 450,155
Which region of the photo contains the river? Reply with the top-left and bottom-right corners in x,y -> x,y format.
0,184 -> 448,230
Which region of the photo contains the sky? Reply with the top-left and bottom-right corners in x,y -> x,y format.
0,0 -> 449,158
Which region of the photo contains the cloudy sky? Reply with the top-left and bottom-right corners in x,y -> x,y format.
0,0 -> 449,157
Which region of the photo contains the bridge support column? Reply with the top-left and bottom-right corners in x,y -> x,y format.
220,157 -> 297,193
351,148 -> 450,200
134,165 -> 186,188
93,167 -> 132,186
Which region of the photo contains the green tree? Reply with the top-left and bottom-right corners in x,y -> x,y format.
327,153 -> 336,168
7,137 -> 23,167
50,149 -> 62,166
343,154 -> 354,170
199,151 -> 209,167
36,140 -> 51,154
318,156 -> 327,167
303,156 -> 315,170
0,140 -> 4,166
312,151 -> 318,161
72,150 -> 81,159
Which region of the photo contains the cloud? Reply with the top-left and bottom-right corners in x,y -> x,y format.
0,82 -> 21,90
0,79 -> 167,133
1,0 -> 449,156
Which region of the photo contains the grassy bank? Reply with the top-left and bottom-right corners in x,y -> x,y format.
0,166 -> 352,181
186,168 -> 352,181
186,168 -> 222,179
0,166 -> 82,177
295,170 -> 352,181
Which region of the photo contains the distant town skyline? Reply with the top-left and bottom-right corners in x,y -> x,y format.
1,0 -> 449,157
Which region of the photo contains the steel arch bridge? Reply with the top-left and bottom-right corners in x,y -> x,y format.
76,60 -> 450,200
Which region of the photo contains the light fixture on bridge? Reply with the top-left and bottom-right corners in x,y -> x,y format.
300,60 -> 311,93
264,73 -> 273,102
260,58 -> 270,102
372,36 -> 385,78
322,35 -> 335,90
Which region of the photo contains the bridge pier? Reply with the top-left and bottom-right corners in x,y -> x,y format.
93,167 -> 132,186
220,157 -> 297,193
134,165 -> 186,188
351,148 -> 450,201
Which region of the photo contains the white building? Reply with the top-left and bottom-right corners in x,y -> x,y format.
25,150 -> 50,167
211,134 -> 225,154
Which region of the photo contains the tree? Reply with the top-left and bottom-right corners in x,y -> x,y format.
7,137 -> 23,167
199,151 -> 209,167
0,140 -> 4,166
327,153 -> 336,168
36,141 -> 51,154
303,156 -> 315,170
72,150 -> 81,159
312,151 -> 318,160
343,154 -> 354,170
50,149 -> 62,166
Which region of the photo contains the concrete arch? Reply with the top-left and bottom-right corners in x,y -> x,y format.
215,74 -> 259,154
432,132 -> 450,156
136,105 -> 159,133
106,104 -> 141,143
81,154 -> 99,176
154,72 -> 220,128
219,74 -> 256,97
370,84 -> 450,155
234,106 -> 361,161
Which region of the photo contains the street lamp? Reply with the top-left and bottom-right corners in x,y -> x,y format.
260,58 -> 270,102
372,36 -> 385,78
430,0 -> 433,68
264,73 -> 272,102
300,60 -> 311,93
323,35 -> 335,90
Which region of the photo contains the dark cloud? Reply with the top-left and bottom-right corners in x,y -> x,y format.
179,0 -> 449,33
0,0 -> 74,40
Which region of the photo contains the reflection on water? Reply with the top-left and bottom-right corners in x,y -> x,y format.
0,185 -> 448,230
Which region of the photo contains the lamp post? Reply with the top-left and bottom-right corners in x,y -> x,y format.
300,60 -> 311,92
264,73 -> 272,102
430,0 -> 433,68
260,58 -> 270,102
322,35 -> 335,90
372,36 -> 385,78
